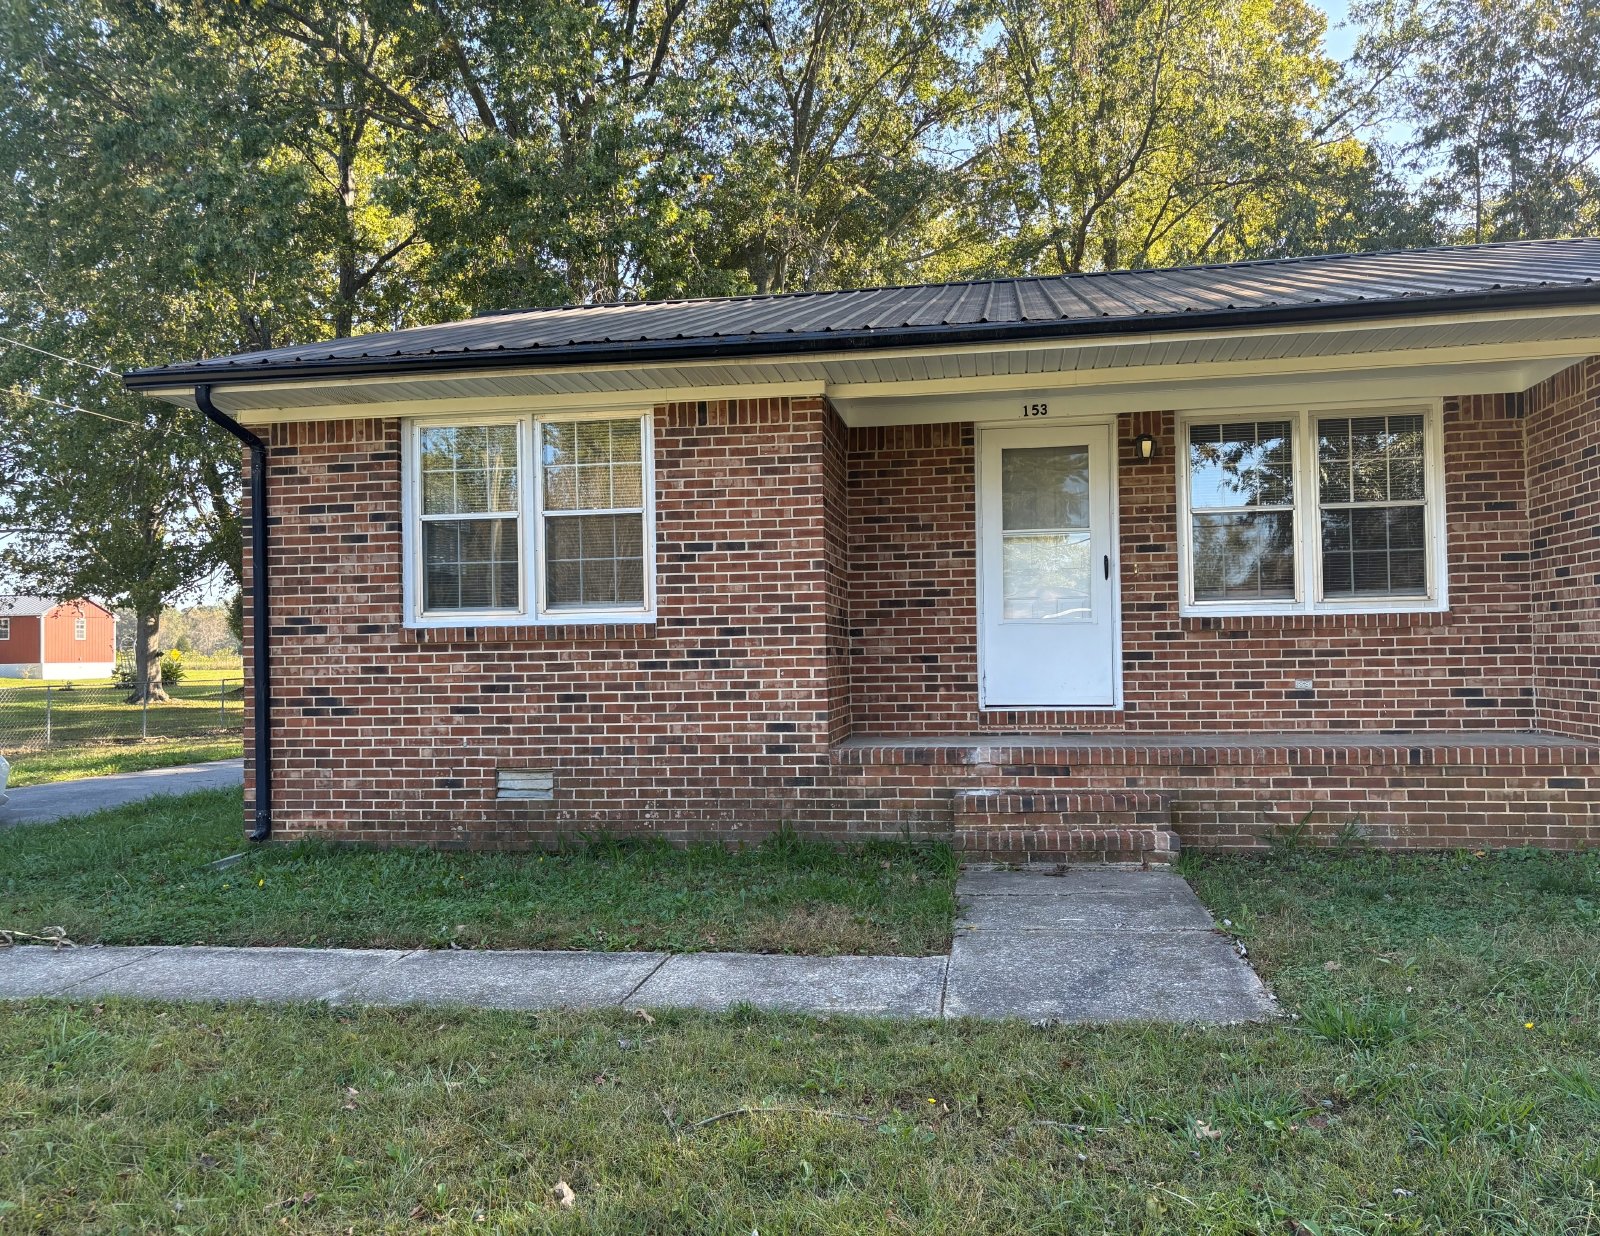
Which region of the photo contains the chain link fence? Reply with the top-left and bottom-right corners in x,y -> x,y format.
0,680 -> 244,752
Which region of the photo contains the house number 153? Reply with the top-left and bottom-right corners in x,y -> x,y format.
1021,402 -> 1050,417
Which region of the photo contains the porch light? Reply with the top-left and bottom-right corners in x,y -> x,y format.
1132,433 -> 1158,461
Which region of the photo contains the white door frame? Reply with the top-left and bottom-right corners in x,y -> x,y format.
975,416 -> 1124,711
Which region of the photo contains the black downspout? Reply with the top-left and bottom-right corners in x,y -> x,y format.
193,384 -> 273,842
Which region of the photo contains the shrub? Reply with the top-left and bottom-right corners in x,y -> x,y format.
114,649 -> 187,689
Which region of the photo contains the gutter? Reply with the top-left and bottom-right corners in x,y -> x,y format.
192,384 -> 273,842
122,282 -> 1600,390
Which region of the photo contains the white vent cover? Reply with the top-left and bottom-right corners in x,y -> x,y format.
496,769 -> 555,800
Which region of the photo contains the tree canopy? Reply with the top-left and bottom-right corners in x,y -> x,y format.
0,0 -> 1593,680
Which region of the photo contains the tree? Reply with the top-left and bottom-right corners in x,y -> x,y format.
255,0 -> 732,308
0,0 -> 457,698
691,0 -> 986,293
0,5 -> 237,696
1352,0 -> 1600,242
160,604 -> 241,656
0,375 -> 231,700
970,0 -> 1384,274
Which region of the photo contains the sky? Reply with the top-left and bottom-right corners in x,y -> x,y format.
1315,0 -> 1361,62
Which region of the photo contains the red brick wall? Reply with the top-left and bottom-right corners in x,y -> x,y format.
846,397 -> 1536,732
821,406 -> 853,744
847,423 -> 977,730
245,399 -> 842,845
827,737 -> 1600,852
236,379 -> 1597,852
1526,358 -> 1600,740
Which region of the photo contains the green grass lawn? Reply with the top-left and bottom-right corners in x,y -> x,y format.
0,790 -> 958,955
0,671 -> 242,779
4,737 -> 243,787
1,841 -> 1596,1231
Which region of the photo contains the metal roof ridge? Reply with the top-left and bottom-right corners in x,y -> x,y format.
465,237 -> 1600,319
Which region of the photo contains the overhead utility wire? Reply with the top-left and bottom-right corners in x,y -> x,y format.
0,333 -> 121,378
2,385 -> 136,426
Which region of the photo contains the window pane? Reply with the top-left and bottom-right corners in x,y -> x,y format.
1001,446 -> 1089,530
543,419 -> 644,513
1318,414 -> 1424,506
1001,532 -> 1091,620
1322,506 -> 1426,597
545,513 -> 646,609
542,422 -> 576,468
1192,511 -> 1296,601
611,463 -> 644,507
423,518 -> 519,611
1188,421 -> 1293,509
578,465 -> 613,509
420,424 -> 519,515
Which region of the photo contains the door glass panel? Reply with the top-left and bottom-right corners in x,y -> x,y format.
1002,446 -> 1089,529
1002,532 -> 1091,620
999,444 -> 1093,621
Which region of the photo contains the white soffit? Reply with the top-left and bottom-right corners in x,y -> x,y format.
153,306 -> 1600,426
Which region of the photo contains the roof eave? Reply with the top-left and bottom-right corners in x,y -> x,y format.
122,282 -> 1600,392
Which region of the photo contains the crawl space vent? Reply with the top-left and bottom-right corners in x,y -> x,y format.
496,769 -> 555,801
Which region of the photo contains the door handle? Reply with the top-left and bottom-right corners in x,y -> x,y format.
1103,554 -> 1110,580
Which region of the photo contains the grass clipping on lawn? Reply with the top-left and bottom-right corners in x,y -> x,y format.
0,788 -> 958,955
1,843 -> 1597,1231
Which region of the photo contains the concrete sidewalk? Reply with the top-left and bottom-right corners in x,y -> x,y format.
0,868 -> 1276,1023
0,759 -> 243,829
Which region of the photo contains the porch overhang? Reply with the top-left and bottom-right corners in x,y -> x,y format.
131,302 -> 1600,428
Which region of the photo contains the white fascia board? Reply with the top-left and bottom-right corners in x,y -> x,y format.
223,379 -> 831,426
134,303 -> 1600,424
831,351 -> 1598,427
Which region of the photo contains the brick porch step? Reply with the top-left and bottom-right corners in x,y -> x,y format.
952,789 -> 1180,866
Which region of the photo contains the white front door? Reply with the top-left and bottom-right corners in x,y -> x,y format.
978,422 -> 1119,708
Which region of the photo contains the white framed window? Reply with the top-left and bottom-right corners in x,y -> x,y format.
1177,403 -> 1446,616
74,614 -> 87,640
402,411 -> 655,627
0,618 -> 9,641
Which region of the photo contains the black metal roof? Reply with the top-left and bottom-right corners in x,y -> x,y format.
125,238 -> 1600,388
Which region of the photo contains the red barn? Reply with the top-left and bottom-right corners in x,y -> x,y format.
0,597 -> 117,680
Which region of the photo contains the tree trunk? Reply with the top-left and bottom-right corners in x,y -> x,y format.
127,605 -> 169,703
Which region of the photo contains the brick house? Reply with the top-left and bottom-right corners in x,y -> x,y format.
125,240 -> 1600,857
0,597 -> 116,680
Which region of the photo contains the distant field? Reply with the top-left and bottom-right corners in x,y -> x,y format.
4,739 -> 242,787
0,653 -> 243,691
0,674 -> 243,787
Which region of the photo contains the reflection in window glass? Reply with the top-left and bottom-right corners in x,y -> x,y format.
1002,533 -> 1091,620
1188,420 -> 1293,508
1188,421 -> 1296,601
1002,446 -> 1089,529
418,424 -> 521,612
1317,415 -> 1427,597
542,420 -> 647,610
1000,445 -> 1093,621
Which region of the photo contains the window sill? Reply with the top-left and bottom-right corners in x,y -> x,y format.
1180,609 -> 1451,631
404,619 -> 657,645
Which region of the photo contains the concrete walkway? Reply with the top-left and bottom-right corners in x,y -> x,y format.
0,867 -> 1276,1023
0,759 -> 244,829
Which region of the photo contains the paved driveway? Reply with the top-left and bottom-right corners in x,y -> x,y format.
0,759 -> 243,829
